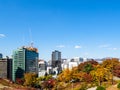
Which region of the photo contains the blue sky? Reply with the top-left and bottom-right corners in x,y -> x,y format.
0,0 -> 120,60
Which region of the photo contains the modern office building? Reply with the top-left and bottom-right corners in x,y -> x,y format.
51,50 -> 61,73
0,53 -> 3,59
12,46 -> 39,81
52,50 -> 61,61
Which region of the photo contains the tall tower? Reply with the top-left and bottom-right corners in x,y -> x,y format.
51,50 -> 61,73
12,46 -> 39,82
52,50 -> 61,62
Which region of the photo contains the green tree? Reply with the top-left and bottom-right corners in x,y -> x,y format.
83,63 -> 93,74
78,60 -> 98,72
96,86 -> 106,90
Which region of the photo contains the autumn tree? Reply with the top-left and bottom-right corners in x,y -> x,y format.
78,60 -> 98,74
16,78 -> 24,85
58,68 -> 73,82
102,58 -> 119,84
102,58 -> 119,70
24,73 -> 38,87
37,75 -> 53,81
87,59 -> 99,66
82,73 -> 93,83
42,79 -> 56,89
78,63 -> 85,71
68,71 -> 86,82
58,66 -> 82,82
113,63 -> 120,77
91,65 -> 111,86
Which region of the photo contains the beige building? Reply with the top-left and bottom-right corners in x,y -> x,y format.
0,59 -> 7,78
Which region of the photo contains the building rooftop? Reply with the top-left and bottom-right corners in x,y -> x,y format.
21,46 -> 38,53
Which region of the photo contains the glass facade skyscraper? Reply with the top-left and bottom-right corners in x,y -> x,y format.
51,50 -> 61,73
52,50 -> 61,62
12,46 -> 39,81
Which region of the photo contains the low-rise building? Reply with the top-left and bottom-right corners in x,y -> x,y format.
38,60 -> 47,77
0,59 -> 7,78
0,58 -> 12,80
61,57 -> 84,70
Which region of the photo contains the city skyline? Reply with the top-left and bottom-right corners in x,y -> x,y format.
0,0 -> 120,60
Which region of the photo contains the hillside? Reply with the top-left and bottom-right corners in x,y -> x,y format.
0,78 -> 36,90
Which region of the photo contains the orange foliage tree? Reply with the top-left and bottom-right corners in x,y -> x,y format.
113,63 -> 120,77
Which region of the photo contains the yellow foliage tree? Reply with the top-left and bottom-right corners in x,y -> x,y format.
91,65 -> 111,86
102,58 -> 119,84
58,68 -> 71,82
24,73 -> 37,87
58,67 -> 79,82
102,58 -> 119,70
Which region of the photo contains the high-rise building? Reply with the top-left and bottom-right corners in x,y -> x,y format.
52,50 -> 61,62
0,53 -> 3,59
51,50 -> 61,73
12,46 -> 39,81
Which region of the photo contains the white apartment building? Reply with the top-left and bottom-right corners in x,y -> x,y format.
61,57 -> 84,70
38,60 -> 47,77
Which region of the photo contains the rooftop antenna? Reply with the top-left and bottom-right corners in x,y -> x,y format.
22,34 -> 25,47
29,28 -> 33,47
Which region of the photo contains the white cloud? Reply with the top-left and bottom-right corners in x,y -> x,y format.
108,47 -> 119,50
99,44 -> 110,48
56,45 -> 65,48
98,44 -> 120,51
74,45 -> 82,49
0,34 -> 5,38
113,48 -> 118,50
